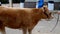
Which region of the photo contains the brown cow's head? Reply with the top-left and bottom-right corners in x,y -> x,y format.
35,6 -> 53,20
40,6 -> 53,19
32,6 -> 53,21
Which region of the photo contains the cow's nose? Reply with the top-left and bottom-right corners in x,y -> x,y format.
45,15 -> 54,21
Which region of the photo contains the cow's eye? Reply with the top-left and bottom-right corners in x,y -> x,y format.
44,12 -> 48,18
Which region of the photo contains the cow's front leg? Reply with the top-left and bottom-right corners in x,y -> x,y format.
22,27 -> 27,34
28,25 -> 36,34
28,28 -> 33,34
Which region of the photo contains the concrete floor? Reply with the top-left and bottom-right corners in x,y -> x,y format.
0,4 -> 60,34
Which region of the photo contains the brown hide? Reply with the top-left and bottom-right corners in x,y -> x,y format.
0,6 -> 52,34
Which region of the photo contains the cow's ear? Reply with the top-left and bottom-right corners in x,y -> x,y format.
43,6 -> 48,13
43,7 -> 45,10
43,7 -> 46,12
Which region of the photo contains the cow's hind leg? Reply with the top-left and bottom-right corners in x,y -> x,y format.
0,21 -> 6,34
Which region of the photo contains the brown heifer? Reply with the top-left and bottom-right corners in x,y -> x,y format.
0,6 -> 52,34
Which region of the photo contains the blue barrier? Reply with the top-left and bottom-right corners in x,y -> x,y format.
38,0 -> 44,8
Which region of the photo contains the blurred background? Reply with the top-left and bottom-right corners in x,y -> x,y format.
0,0 -> 60,34
0,0 -> 60,10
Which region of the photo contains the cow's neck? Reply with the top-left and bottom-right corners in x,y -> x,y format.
32,14 -> 41,25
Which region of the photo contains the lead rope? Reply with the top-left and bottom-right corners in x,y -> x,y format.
50,11 -> 59,32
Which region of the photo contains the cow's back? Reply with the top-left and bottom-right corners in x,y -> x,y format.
0,6 -> 33,29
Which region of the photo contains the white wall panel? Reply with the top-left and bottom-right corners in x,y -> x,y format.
25,0 -> 60,2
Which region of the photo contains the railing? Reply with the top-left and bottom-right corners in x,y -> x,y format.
49,10 -> 60,32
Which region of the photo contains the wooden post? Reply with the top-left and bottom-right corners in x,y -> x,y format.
0,2 -> 1,6
9,0 -> 13,7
